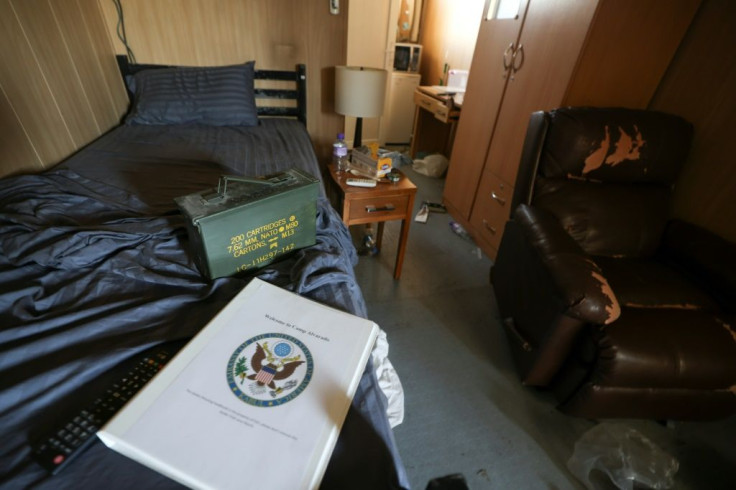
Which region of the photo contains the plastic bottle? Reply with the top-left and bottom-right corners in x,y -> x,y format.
362,230 -> 378,256
333,132 -> 348,173
449,221 -> 472,241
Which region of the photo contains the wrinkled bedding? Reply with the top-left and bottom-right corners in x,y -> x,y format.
0,120 -> 408,489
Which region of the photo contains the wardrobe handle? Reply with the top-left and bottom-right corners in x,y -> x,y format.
482,219 -> 497,235
512,44 -> 525,73
502,42 -> 514,73
366,204 -> 395,213
491,191 -> 506,205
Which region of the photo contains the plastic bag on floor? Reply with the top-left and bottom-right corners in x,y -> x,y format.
413,153 -> 448,177
567,422 -> 679,490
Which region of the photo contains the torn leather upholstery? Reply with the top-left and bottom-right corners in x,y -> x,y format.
492,107 -> 736,420
514,204 -> 620,325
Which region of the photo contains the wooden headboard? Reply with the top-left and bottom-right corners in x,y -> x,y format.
115,55 -> 307,124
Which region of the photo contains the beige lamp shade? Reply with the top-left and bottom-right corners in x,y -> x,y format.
335,66 -> 388,118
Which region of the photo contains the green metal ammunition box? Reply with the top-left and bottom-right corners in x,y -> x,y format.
175,168 -> 319,279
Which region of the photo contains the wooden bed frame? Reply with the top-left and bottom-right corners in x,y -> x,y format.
116,55 -> 307,124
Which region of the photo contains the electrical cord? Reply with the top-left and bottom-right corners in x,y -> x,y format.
112,0 -> 136,64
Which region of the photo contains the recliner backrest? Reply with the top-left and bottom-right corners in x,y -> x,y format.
518,107 -> 693,258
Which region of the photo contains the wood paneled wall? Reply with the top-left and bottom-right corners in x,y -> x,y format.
564,0 -> 702,108
650,0 -> 736,242
0,0 -> 127,178
98,0 -> 348,162
417,0 -> 485,87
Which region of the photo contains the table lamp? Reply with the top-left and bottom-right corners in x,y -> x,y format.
335,66 -> 388,148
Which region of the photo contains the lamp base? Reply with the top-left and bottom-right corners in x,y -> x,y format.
353,117 -> 363,149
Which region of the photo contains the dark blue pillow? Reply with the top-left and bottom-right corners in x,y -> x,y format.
125,61 -> 258,126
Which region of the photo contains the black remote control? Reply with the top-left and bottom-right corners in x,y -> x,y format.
31,349 -> 173,474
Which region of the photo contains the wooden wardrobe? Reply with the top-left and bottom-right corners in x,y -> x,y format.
443,0 -> 702,260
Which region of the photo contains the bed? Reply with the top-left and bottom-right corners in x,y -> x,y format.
0,58 -> 408,489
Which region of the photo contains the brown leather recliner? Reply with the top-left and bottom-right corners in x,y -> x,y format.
491,107 -> 736,420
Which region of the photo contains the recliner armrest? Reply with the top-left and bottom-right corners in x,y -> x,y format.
492,204 -> 621,385
514,204 -> 621,325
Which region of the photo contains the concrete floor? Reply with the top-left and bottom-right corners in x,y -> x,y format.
350,165 -> 736,490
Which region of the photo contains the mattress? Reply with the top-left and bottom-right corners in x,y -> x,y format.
0,120 -> 408,489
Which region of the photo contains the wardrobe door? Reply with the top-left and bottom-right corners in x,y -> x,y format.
443,0 -> 528,221
469,0 -> 598,258
483,0 -> 599,187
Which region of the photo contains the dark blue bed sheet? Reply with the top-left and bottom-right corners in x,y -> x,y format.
0,121 -> 408,489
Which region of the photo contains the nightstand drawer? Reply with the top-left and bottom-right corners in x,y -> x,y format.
347,194 -> 410,223
469,172 -> 513,251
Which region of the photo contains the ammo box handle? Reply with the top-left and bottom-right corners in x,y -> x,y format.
218,175 -> 271,196
207,174 -> 295,201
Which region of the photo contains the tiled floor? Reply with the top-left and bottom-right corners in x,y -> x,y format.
350,165 -> 736,490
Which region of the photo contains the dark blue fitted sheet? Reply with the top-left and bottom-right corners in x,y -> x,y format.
0,120 -> 408,489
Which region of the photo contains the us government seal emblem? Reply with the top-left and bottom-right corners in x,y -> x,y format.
227,333 -> 313,407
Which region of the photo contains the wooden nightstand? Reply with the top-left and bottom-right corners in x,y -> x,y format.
328,165 -> 417,279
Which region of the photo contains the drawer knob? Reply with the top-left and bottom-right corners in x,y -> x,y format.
482,219 -> 497,234
491,191 -> 507,206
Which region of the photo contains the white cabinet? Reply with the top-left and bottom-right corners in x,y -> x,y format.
380,72 -> 421,146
